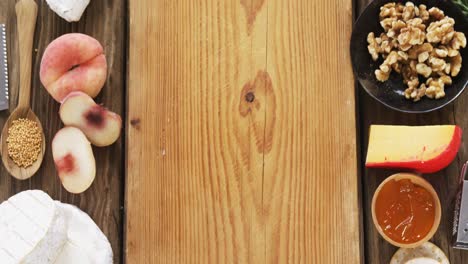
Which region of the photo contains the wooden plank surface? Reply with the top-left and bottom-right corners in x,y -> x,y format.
0,1 -> 125,263
357,0 -> 468,263
126,0 -> 361,262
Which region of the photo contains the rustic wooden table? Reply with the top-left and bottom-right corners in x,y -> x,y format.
357,0 -> 468,263
0,0 -> 362,263
8,0 -> 468,263
0,0 -> 125,263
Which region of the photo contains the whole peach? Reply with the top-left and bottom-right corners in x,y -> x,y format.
40,33 -> 107,102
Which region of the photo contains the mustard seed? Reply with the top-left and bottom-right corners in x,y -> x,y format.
6,118 -> 42,168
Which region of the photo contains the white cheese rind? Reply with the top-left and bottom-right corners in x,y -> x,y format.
390,242 -> 449,264
0,190 -> 67,264
54,202 -> 113,264
22,209 -> 68,264
405,258 -> 440,264
45,0 -> 90,22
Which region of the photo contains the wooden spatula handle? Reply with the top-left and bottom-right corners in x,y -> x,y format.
15,0 -> 38,109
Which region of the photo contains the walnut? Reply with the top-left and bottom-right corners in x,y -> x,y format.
414,84 -> 427,102
408,43 -> 433,59
402,2 -> 416,21
428,7 -> 445,20
398,51 -> 408,61
381,18 -> 395,31
381,40 -> 393,53
428,56 -> 446,72
425,78 -> 445,99
398,27 -> 425,48
418,4 -> 429,21
404,87 -> 413,99
418,51 -> 429,62
380,2 -> 400,19
451,32 -> 467,50
407,18 -> 425,31
404,78 -> 421,100
385,51 -> 399,65
447,47 -> 459,57
434,47 -> 448,57
367,2 -> 464,101
450,54 -> 462,77
402,64 -> 418,84
406,83 -> 427,102
440,75 -> 452,85
409,59 -> 417,72
387,20 -> 406,37
380,64 -> 391,73
375,69 -> 390,81
367,32 -> 380,61
444,62 -> 451,75
441,31 -> 455,45
392,62 -> 402,73
426,17 -> 455,43
416,63 -> 432,77
378,51 -> 399,77
408,77 -> 419,88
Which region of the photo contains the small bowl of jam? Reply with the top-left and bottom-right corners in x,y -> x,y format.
371,173 -> 441,248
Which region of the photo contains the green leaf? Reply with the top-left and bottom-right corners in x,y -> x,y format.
453,0 -> 468,16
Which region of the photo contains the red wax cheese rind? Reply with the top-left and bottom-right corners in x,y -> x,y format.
366,125 -> 462,173
40,33 -> 107,102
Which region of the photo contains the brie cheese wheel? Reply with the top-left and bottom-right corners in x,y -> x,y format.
405,258 -> 441,264
45,0 -> 90,22
54,202 -> 113,264
391,242 -> 449,264
0,190 -> 67,264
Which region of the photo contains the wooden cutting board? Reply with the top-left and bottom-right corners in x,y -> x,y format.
126,0 -> 361,262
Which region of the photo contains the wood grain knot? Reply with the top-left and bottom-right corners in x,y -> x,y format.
240,0 -> 266,35
245,92 -> 255,103
238,70 -> 276,154
130,118 -> 141,130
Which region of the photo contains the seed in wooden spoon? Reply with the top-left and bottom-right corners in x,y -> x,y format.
6,118 -> 42,167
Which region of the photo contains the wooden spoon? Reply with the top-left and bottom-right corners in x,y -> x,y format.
0,0 -> 44,180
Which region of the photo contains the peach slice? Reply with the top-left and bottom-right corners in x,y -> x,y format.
60,92 -> 122,147
40,33 -> 107,102
52,127 -> 96,194
366,125 -> 462,173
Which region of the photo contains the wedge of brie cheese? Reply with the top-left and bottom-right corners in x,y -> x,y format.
45,0 -> 90,22
54,202 -> 113,264
0,190 -> 67,264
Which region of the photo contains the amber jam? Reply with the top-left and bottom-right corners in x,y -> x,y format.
375,179 -> 435,244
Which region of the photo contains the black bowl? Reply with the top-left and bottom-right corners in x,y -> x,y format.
351,0 -> 468,113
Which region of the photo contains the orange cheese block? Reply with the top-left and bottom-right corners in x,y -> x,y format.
366,125 -> 462,173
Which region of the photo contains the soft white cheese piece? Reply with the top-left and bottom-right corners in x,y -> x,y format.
391,242 -> 449,264
54,202 -> 113,264
0,190 -> 67,264
45,0 -> 90,22
405,258 -> 441,264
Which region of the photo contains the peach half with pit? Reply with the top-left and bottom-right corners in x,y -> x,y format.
40,33 -> 107,102
52,127 -> 96,194
59,92 -> 122,147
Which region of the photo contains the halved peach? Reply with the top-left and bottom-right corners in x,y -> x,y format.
40,33 -> 107,102
59,92 -> 122,147
52,127 -> 96,194
366,125 -> 462,173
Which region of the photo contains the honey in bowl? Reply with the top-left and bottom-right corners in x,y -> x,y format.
372,173 -> 441,248
375,179 -> 435,244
